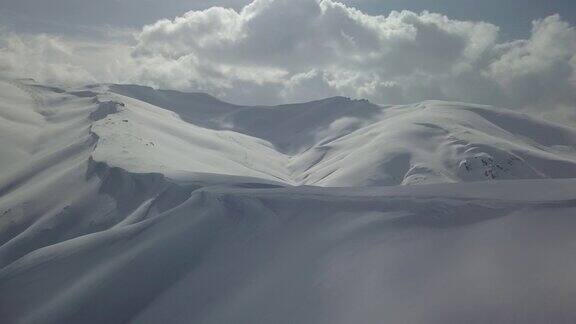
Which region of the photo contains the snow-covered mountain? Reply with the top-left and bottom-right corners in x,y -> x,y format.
2,79 -> 576,323
103,83 -> 576,187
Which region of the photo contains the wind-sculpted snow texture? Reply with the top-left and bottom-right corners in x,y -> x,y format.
2,79 -> 576,323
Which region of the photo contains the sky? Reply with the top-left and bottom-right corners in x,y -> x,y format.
1,0 -> 575,39
0,0 -> 575,122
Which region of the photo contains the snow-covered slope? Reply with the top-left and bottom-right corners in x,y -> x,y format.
4,178 -> 576,324
2,79 -> 576,323
292,101 -> 576,186
109,84 -> 576,187
91,91 -> 290,182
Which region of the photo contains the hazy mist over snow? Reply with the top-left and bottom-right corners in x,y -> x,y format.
3,2 -> 576,321
0,0 -> 575,124
2,78 -> 576,323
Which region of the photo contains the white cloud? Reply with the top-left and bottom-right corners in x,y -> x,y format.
0,30 -> 135,86
0,32 -> 96,84
485,15 -> 576,108
127,0 -> 503,104
1,0 -> 575,123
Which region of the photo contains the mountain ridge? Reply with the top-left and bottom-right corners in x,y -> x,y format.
104,84 -> 576,186
2,79 -> 576,323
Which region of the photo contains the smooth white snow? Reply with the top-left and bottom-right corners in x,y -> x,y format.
1,79 -> 576,323
105,85 -> 576,187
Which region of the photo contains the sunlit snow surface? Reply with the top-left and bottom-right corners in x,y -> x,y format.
1,79 -> 576,323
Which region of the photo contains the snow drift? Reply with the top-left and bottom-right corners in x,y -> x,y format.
1,79 -> 576,323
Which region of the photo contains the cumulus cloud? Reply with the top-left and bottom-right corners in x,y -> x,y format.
1,0 -> 575,123
485,15 -> 576,109
0,30 -> 135,86
0,32 -> 96,84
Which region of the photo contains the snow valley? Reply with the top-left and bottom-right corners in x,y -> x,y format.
2,79 -> 576,323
